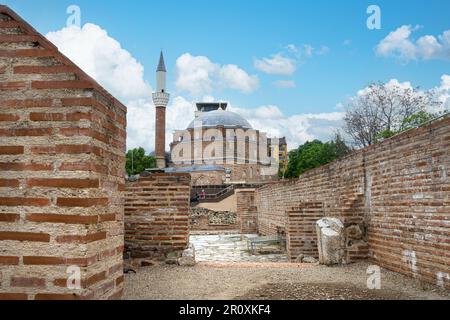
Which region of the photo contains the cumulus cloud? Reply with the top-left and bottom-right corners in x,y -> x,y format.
376,25 -> 450,61
356,78 -> 414,97
254,53 -> 296,75
347,76 -> 450,116
175,54 -> 217,96
433,74 -> 450,111
46,24 -> 152,101
46,23 -> 196,152
219,64 -> 259,94
227,104 -> 344,149
254,44 -> 329,79
45,23 -> 343,151
126,96 -> 195,152
175,53 -> 259,96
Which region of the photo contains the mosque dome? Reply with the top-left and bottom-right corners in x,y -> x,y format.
187,109 -> 252,129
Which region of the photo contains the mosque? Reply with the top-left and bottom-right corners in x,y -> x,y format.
151,52 -> 286,186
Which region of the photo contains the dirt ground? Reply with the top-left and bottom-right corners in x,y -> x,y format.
123,261 -> 449,300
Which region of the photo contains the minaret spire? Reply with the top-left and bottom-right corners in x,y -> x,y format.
157,50 -> 166,72
152,51 -> 170,169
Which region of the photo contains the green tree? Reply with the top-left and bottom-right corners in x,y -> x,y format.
375,110 -> 438,142
285,136 -> 351,178
126,147 -> 156,176
332,132 -> 352,158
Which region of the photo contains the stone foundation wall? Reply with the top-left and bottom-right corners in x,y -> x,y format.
255,117 -> 450,289
190,207 -> 237,232
0,7 -> 126,300
124,173 -> 190,260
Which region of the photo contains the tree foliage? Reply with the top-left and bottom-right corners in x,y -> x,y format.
343,81 -> 439,147
375,110 -> 438,141
125,147 -> 156,176
285,134 -> 351,178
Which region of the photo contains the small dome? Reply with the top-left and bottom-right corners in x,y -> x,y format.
187,110 -> 252,129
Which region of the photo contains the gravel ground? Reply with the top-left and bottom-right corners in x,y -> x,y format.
123,261 -> 449,300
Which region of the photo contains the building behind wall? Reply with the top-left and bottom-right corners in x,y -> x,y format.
169,102 -> 279,185
268,137 -> 288,177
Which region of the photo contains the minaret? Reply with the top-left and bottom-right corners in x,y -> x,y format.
152,51 -> 170,169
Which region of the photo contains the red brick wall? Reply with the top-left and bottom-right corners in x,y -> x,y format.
0,7 -> 126,300
236,190 -> 258,234
286,202 -> 323,261
255,117 -> 450,289
124,173 -> 190,260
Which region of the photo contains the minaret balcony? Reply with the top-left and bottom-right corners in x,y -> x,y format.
152,92 -> 170,107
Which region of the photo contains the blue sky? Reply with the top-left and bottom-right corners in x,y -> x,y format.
3,0 -> 450,149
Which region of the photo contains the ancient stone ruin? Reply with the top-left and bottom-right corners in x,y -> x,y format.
0,5 -> 449,300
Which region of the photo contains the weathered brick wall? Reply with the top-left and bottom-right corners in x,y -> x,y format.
286,202 -> 323,261
0,7 -> 126,300
255,117 -> 450,289
124,173 -> 190,260
365,119 -> 449,288
236,189 -> 258,234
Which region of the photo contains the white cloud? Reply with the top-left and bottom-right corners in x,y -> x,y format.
351,76 -> 450,115
175,53 -> 217,96
285,44 -> 330,58
175,53 -> 259,96
286,44 -> 299,53
219,64 -> 259,94
274,80 -> 296,88
376,25 -> 450,61
126,98 -> 154,152
228,104 -> 344,149
255,44 -> 329,79
440,74 -> 450,91
434,74 -> 450,111
253,53 -> 297,75
46,23 -> 197,152
356,78 -> 414,97
46,24 -> 151,101
127,96 -> 195,152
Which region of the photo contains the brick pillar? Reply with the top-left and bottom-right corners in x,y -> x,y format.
155,106 -> 166,168
236,189 -> 258,234
124,173 -> 191,260
0,6 -> 126,300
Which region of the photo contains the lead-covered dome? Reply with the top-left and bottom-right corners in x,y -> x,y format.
187,109 -> 252,129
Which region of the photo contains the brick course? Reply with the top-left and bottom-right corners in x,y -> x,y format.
255,117 -> 450,289
124,173 -> 191,260
0,6 -> 126,299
